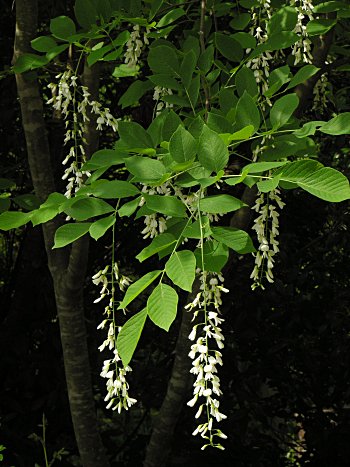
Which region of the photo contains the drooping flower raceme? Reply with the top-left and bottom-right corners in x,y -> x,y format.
291,0 -> 314,64
47,69 -> 119,198
186,271 -> 229,450
251,189 -> 285,289
93,264 -> 136,412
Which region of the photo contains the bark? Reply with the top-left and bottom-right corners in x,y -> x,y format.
144,186 -> 257,467
13,1 -> 109,466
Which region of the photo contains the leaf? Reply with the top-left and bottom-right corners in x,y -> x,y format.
294,121 -> 325,138
74,0 -> 98,29
267,6 -> 298,34
165,250 -> 196,292
157,8 -> 186,27
169,126 -> 197,163
264,65 -> 291,98
286,65 -> 320,89
198,125 -> 229,173
125,156 -> 166,182
118,80 -> 154,109
229,12 -> 251,30
13,194 -> 40,211
31,36 -> 57,52
82,149 -> 128,171
145,194 -> 186,217
88,180 -> 139,198
280,160 -> 350,202
89,215 -> 116,241
319,113 -> 350,135
198,45 -> 214,73
235,91 -> 260,132
64,198 -> 114,221
147,283 -> 178,331
13,54 -> 49,73
46,44 -> 70,60
148,45 -> 179,74
180,50 -> 197,89
50,16 -> 76,39
183,216 -> 212,239
194,240 -> 229,273
118,197 -> 141,217
0,178 -> 15,190
215,33 -> 243,62
306,18 -> 337,36
235,66 -> 258,98
270,94 -> 299,129
113,64 -> 139,78
53,223 -> 91,248
242,161 -> 288,174
136,233 -> 177,262
118,121 -> 154,149
117,308 -> 148,366
199,195 -> 245,214
118,270 -> 162,309
0,211 -> 31,231
211,226 -> 255,254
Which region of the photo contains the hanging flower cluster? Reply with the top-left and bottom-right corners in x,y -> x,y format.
153,86 -> 173,115
93,264 -> 136,412
251,189 -> 285,289
291,0 -> 314,64
47,69 -> 119,198
186,271 -> 229,450
312,73 -> 330,112
124,24 -> 150,68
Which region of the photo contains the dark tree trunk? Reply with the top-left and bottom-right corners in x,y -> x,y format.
13,1 -> 109,465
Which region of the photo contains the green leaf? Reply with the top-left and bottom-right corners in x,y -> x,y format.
0,211 -> 31,231
145,194 -> 186,217
89,215 -> 116,241
53,223 -> 91,248
307,18 -> 337,36
0,178 -> 15,190
294,121 -> 325,138
117,308 -> 148,366
31,36 -> 57,52
147,283 -> 178,331
264,65 -> 291,98
50,16 -> 76,40
267,6 -> 298,35
118,270 -> 162,309
118,80 -> 154,109
180,50 -> 197,89
199,195 -> 245,214
223,125 -> 255,144
82,149 -> 128,171
229,13 -> 251,30
112,64 -> 139,78
194,240 -> 229,273
183,216 -> 212,239
157,8 -> 186,27
136,233 -> 176,262
313,1 -> 348,13
270,94 -> 299,129
125,156 -> 166,182
319,113 -> 350,135
198,45 -> 214,73
198,125 -> 229,173
13,194 -> 40,211
13,53 -> 48,73
46,44 -> 70,60
211,226 -> 255,254
232,32 -> 256,49
118,121 -> 154,149
286,65 -> 320,89
88,180 -> 139,199
148,45 -> 179,74
74,0 -> 98,29
215,33 -> 243,62
235,91 -> 260,132
169,126 -> 197,163
242,161 -> 288,174
64,198 -> 114,221
257,175 -> 282,192
280,160 -> 350,202
165,250 -> 196,292
235,66 -> 258,98
118,197 -> 141,217
149,74 -> 182,91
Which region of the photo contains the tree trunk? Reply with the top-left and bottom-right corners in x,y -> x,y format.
13,1 -> 109,466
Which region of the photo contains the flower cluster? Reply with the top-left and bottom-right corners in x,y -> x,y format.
291,0 -> 314,64
139,183 -> 171,238
186,272 -> 229,449
312,73 -> 329,112
251,189 -> 285,289
47,69 -> 119,197
93,264 -> 136,412
153,86 -> 173,115
124,24 -> 149,68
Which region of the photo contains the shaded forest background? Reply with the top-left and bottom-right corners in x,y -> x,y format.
1,0 -> 350,466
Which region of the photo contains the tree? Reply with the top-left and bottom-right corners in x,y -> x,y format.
1,0 -> 350,465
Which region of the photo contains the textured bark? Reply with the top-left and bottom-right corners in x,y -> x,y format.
144,186 -> 257,467
13,2 -> 109,466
